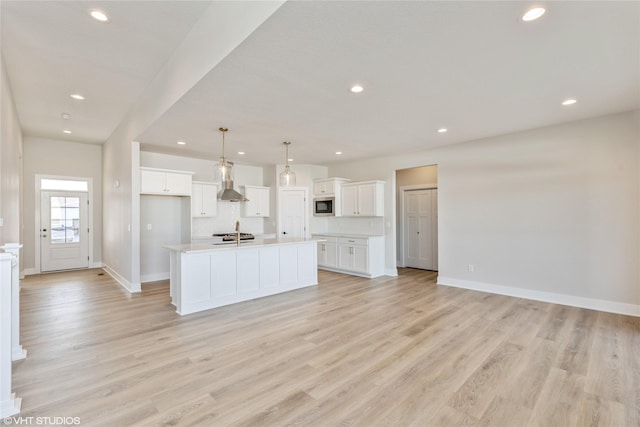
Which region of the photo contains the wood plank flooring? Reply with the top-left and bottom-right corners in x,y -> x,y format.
12,268 -> 640,426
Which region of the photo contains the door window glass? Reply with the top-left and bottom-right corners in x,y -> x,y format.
50,196 -> 80,243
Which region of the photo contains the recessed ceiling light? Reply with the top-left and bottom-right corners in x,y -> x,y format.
522,7 -> 546,22
63,130 -> 72,134
562,99 -> 577,106
89,9 -> 110,23
288,158 -> 294,162
177,141 -> 186,145
61,113 -> 71,119
70,94 -> 85,100
237,151 -> 245,155
350,85 -> 364,93
335,151 -> 343,155
437,128 -> 448,133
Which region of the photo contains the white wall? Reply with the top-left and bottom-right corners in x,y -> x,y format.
140,195 -> 189,282
22,137 -> 103,272
329,111 -> 640,314
0,55 -> 23,252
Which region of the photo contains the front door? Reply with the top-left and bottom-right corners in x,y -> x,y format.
40,191 -> 89,272
279,188 -> 307,238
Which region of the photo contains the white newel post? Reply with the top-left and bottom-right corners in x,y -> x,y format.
0,252 -> 21,417
1,244 -> 26,361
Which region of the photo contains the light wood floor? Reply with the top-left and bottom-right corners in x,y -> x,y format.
13,268 -> 640,426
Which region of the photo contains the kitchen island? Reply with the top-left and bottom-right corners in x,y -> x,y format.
165,237 -> 320,315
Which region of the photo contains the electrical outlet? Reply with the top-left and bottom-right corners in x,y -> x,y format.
147,224 -> 152,230
468,264 -> 474,272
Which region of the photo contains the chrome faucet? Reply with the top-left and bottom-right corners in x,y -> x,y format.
235,220 -> 240,246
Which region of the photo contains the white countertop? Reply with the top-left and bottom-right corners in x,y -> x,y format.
165,237 -> 323,254
310,233 -> 384,238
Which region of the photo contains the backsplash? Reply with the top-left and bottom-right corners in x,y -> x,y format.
192,202 -> 264,237
326,216 -> 385,236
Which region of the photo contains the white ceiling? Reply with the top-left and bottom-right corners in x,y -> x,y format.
2,1 -> 639,166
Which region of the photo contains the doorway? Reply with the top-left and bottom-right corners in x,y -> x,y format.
36,176 -> 92,272
396,165 -> 438,271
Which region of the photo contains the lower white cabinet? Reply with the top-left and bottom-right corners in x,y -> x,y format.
168,240 -> 318,315
313,234 -> 385,278
317,236 -> 338,268
338,238 -> 368,274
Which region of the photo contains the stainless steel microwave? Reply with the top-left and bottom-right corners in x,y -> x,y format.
313,197 -> 335,216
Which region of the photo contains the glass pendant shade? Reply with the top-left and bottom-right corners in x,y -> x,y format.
280,165 -> 296,187
279,141 -> 296,187
214,157 -> 233,185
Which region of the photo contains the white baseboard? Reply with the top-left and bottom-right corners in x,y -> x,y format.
385,268 -> 399,277
141,272 -> 169,283
437,276 -> 640,318
24,262 -> 103,276
103,265 -> 141,293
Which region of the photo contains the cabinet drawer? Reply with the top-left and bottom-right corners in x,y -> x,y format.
313,235 -> 337,243
338,237 -> 368,246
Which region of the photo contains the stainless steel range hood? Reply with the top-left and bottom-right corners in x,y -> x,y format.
217,168 -> 248,202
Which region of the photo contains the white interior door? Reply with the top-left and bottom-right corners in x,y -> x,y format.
404,189 -> 438,270
41,191 -> 89,272
279,188 -> 308,238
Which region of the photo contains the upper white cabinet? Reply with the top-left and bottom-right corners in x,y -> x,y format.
191,182 -> 218,217
341,181 -> 385,217
140,167 -> 192,196
242,185 -> 270,217
313,178 -> 350,196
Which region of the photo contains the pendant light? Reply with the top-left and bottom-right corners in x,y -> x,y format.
279,141 -> 296,187
215,127 -> 247,202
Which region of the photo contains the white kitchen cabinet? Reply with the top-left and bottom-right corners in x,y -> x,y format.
140,167 -> 193,196
191,182 -> 218,217
338,237 -> 369,274
341,181 -> 385,217
242,185 -> 270,217
315,236 -> 338,268
313,178 -> 350,196
237,249 -> 259,294
211,251 -> 237,298
314,234 -> 385,278
166,240 -> 318,315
